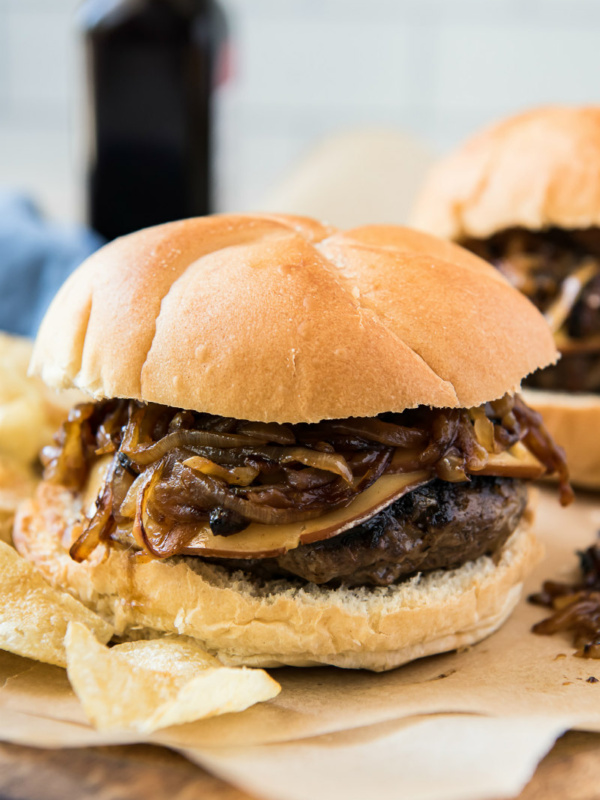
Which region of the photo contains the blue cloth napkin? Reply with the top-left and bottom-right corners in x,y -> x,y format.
0,192 -> 104,337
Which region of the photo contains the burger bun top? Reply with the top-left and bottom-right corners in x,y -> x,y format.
31,213 -> 557,423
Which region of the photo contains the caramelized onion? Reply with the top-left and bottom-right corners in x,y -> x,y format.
487,393 -> 516,419
94,400 -> 129,455
183,456 -> 259,486
513,396 -> 574,506
235,421 -> 296,445
194,444 -> 354,484
111,463 -> 135,521
435,452 -> 469,483
119,471 -> 149,519
172,463 -> 342,525
277,448 -> 353,484
284,467 -> 337,490
132,461 -> 201,557
544,259 -> 599,334
352,448 -> 393,493
69,501 -> 111,562
469,407 -> 496,453
168,410 -> 197,432
70,460 -> 115,561
389,446 -> 438,472
132,462 -> 164,550
42,403 -> 95,490
530,540 -> 600,658
45,393 -> 571,563
326,418 -> 428,448
120,403 -> 167,453
456,414 -> 489,472
137,518 -> 201,559
122,429 -> 268,466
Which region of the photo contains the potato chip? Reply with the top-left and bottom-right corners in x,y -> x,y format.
0,541 -> 113,667
0,455 -> 37,544
0,332 -> 83,465
65,623 -> 281,733
0,334 -> 85,543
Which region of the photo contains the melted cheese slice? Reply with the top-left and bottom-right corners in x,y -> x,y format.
179,470 -> 431,558
82,455 -> 113,518
471,442 -> 546,479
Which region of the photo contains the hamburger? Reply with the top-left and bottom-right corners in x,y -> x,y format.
411,105 -> 600,488
13,213 -> 570,671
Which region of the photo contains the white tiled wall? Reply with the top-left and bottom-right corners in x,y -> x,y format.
1,0 -> 600,222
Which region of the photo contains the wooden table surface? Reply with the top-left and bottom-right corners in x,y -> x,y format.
2,732 -> 600,800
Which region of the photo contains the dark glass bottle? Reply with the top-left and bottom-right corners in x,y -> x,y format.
81,0 -> 228,240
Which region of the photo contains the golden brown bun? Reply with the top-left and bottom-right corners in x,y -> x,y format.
13,482 -> 541,672
523,389 -> 600,490
411,106 -> 600,240
30,214 -> 557,422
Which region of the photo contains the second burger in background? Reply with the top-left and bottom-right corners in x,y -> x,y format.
412,106 -> 600,488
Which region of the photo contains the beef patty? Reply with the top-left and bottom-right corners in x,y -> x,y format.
208,476 -> 528,587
